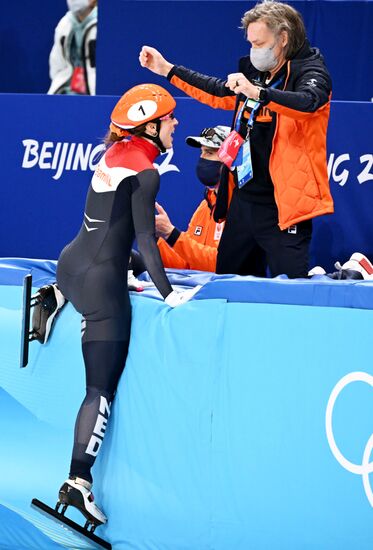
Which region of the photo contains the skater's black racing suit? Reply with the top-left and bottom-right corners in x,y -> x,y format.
57,136 -> 172,482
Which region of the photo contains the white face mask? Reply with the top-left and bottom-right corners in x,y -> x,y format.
250,44 -> 278,72
67,0 -> 90,14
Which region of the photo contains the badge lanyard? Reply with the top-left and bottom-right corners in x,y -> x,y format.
233,76 -> 284,189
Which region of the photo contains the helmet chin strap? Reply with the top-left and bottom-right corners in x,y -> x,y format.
143,120 -> 166,153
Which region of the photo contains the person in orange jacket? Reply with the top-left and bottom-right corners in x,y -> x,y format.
155,125 -> 266,277
140,1 -> 334,278
156,126 -> 266,275
156,125 -> 228,272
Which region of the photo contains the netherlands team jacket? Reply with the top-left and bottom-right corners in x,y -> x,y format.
167,40 -> 334,230
157,190 -> 224,272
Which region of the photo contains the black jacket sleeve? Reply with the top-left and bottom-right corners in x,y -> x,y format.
266,68 -> 332,112
131,169 -> 172,299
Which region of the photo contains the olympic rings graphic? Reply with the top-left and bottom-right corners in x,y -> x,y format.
325,371 -> 373,507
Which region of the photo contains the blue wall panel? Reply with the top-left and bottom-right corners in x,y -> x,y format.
97,1 -> 373,101
0,0 -> 67,93
0,93 -> 372,272
0,1 -> 372,100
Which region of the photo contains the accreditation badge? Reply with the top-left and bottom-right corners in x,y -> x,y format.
214,221 -> 225,241
232,138 -> 253,188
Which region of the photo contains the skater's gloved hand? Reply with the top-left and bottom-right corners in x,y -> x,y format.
164,285 -> 202,308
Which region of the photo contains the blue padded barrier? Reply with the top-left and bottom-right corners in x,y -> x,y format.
195,275 -> 373,310
2,259 -> 373,548
2,257 -> 373,309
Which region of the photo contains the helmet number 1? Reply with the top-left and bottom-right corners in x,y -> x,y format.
127,100 -> 157,122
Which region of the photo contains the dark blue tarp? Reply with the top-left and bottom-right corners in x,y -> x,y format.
2,257 -> 373,310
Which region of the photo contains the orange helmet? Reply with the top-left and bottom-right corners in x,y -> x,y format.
111,83 -> 176,130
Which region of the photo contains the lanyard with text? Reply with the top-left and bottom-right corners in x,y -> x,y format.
232,76 -> 284,188
246,76 -> 284,133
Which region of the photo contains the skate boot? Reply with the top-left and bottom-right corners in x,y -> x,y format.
57,477 -> 107,532
327,253 -> 373,280
31,284 -> 66,344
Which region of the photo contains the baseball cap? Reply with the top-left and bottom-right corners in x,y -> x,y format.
186,125 -> 230,149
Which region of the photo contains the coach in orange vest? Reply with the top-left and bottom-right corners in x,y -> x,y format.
157,126 -> 265,275
156,126 -> 229,273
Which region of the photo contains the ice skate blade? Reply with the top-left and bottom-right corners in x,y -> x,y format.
31,498 -> 111,549
20,275 -> 66,367
20,274 -> 33,368
20,274 -> 47,367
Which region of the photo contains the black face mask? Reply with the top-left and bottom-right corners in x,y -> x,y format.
196,158 -> 222,187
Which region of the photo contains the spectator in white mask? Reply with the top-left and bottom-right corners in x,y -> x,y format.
48,0 -> 97,95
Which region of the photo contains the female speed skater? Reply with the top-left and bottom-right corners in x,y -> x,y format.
55,83 -> 200,528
